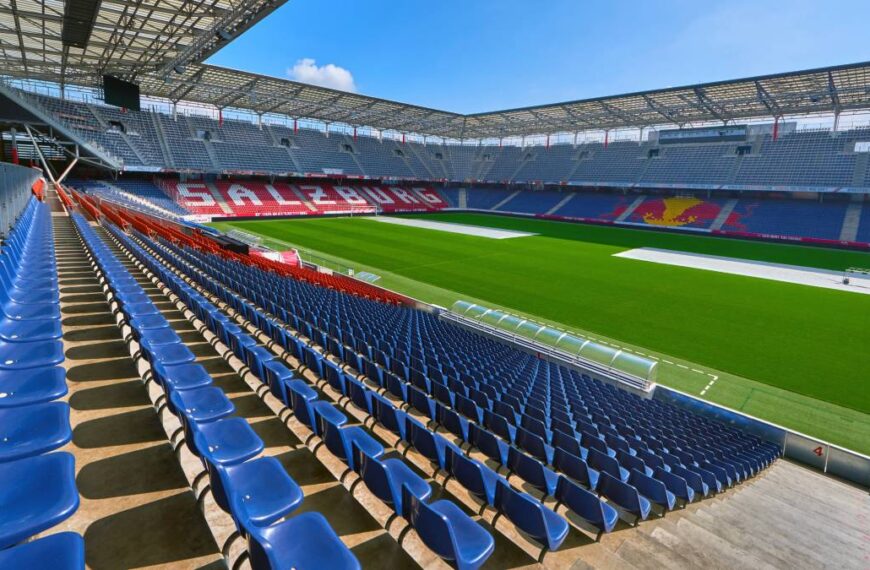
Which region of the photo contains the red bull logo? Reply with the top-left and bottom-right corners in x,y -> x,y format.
631,197 -> 721,227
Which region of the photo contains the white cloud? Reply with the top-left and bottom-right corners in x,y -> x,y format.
287,58 -> 357,92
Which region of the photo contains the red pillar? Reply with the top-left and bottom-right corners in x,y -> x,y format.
293,119 -> 298,134
546,135 -> 550,150
604,130 -> 609,149
10,147 -> 19,165
353,127 -> 357,141
218,109 -> 223,127
402,133 -> 406,144
772,116 -> 779,141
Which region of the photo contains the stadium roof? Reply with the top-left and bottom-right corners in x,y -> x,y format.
2,1 -> 870,138
0,0 -> 284,84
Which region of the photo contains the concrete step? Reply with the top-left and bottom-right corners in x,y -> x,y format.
690,506 -> 813,569
672,517 -> 777,570
708,500 -> 844,567
612,523 -> 699,569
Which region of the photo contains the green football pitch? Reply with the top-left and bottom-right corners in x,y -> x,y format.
210,213 -> 870,453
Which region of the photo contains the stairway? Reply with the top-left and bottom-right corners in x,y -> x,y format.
596,461 -> 868,569
615,195 -> 646,222
149,112 -> 175,167
852,152 -> 869,187
547,193 -> 575,215
457,188 -> 468,209
710,199 -> 739,230
840,201 -> 864,241
203,181 -> 234,215
50,200 -> 224,567
491,190 -> 520,211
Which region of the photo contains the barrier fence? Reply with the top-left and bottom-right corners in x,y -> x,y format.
0,162 -> 41,237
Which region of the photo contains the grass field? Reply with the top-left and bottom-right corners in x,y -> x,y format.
211,213 -> 870,453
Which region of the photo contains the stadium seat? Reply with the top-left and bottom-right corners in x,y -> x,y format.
0,532 -> 84,570
190,417 -> 265,465
445,445 -> 501,507
403,485 -> 495,570
0,367 -> 67,408
597,472 -> 651,524
0,402 -> 72,463
0,452 -> 80,549
554,476 -> 619,535
357,447 -> 432,517
628,469 -> 676,511
507,446 -> 559,497
406,416 -> 462,471
244,511 -> 361,570
211,456 -> 305,528
493,478 -> 569,551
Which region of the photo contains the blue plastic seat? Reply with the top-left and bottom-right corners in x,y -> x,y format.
493,478 -> 569,551
597,472 -> 651,523
372,392 -> 407,440
244,511 -> 361,570
653,466 -> 695,503
190,417 -> 265,465
0,367 -> 67,408
151,362 -> 213,393
445,445 -> 501,507
406,416 -> 461,471
669,464 -> 710,498
0,318 -> 62,342
553,448 -> 599,490
262,360 -> 295,404
287,380 -> 347,437
516,427 -> 554,465
245,345 -> 275,382
469,423 -> 509,466
346,377 -> 375,415
141,341 -> 196,367
554,476 -> 618,535
629,469 -> 676,511
0,339 -> 64,370
168,387 -> 235,422
320,414 -> 384,473
0,452 -> 80,549
507,446 -> 559,497
407,385 -> 436,422
205,456 -> 304,528
0,531 -> 84,569
358,449 -> 431,517
587,447 -> 629,482
0,402 -> 72,462
438,404 -> 470,442
484,410 -> 517,444
403,486 -> 495,570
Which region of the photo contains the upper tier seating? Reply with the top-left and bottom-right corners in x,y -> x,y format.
24,90 -> 870,190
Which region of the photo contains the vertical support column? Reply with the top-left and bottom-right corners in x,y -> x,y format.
772,116 -> 779,141
604,130 -> 610,149
9,127 -> 19,165
833,112 -> 840,133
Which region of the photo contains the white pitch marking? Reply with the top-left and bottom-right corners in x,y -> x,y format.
615,247 -> 870,295
369,216 -> 537,239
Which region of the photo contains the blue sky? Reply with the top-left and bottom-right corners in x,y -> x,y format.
208,0 -> 870,114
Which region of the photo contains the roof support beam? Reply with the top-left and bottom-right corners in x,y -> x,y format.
692,88 -> 730,123
642,94 -> 683,126
755,81 -> 781,116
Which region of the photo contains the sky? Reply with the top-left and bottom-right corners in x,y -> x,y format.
207,0 -> 870,114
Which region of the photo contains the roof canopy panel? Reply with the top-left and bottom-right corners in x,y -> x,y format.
2,2 -> 869,138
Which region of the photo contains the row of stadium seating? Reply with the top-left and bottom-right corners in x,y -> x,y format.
0,197 -> 84,567
93,203 -> 780,562
21,90 -> 870,189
